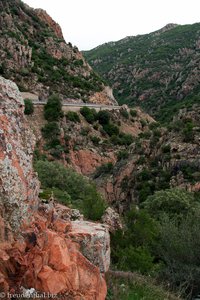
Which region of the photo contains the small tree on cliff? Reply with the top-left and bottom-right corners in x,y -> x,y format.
24,99 -> 34,115
44,94 -> 63,121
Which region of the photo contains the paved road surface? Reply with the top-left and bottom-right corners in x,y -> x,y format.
32,100 -> 122,112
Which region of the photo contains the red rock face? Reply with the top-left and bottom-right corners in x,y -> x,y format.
0,76 -> 109,299
70,149 -> 116,175
0,76 -> 39,231
35,9 -> 64,40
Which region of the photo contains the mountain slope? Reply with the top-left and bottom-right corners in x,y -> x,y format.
83,23 -> 200,122
0,0 -> 116,104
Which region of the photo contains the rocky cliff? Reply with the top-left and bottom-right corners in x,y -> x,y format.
92,104 -> 200,212
0,76 -> 110,299
83,22 -> 200,122
0,0 -> 116,105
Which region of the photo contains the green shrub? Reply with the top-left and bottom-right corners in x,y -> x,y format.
34,160 -> 106,220
130,109 -> 137,117
139,131 -> 151,139
110,133 -> 134,146
46,138 -> 61,149
161,144 -> 171,153
143,188 -> 199,219
94,162 -> 114,178
153,129 -> 161,138
117,150 -> 129,160
149,122 -> 160,130
24,99 -> 34,115
120,109 -> 129,119
97,110 -> 110,125
156,214 -> 200,298
44,94 -> 63,121
66,111 -> 80,123
136,156 -> 146,165
41,122 -> 60,140
182,121 -> 194,142
39,188 -> 71,205
80,127 -> 90,136
141,119 -> 147,127
111,208 -> 158,274
119,133 -> 134,145
106,273 -> 177,300
90,135 -> 100,145
80,106 -> 97,123
110,135 -> 121,145
49,145 -> 65,159
103,123 -> 120,136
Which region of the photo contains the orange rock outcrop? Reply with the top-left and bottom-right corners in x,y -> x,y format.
0,76 -> 109,299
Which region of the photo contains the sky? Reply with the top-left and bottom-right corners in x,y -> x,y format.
23,0 -> 200,50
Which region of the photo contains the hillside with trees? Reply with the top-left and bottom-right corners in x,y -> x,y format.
83,23 -> 200,123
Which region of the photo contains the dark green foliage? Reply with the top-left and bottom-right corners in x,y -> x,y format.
143,188 -> 199,220
139,131 -> 151,139
179,163 -> 200,183
80,107 -> 97,123
103,123 -> 120,136
120,109 -> 129,119
44,94 -> 63,121
118,133 -> 134,146
182,121 -> 194,142
149,122 -> 160,130
117,150 -> 129,161
111,208 -> 158,274
130,109 -> 137,117
33,147 -> 47,162
161,144 -> 171,153
94,162 -> 114,178
140,119 -> 147,128
106,273 -> 178,300
0,63 -> 6,75
41,121 -> 64,158
66,111 -> 80,123
80,127 -> 90,136
156,214 -> 200,298
41,122 -> 60,140
90,135 -> 100,146
39,188 -> 71,205
97,110 -> 110,125
110,133 -> 134,146
136,156 -> 146,165
24,99 -> 34,115
49,145 -> 65,159
35,160 -> 106,220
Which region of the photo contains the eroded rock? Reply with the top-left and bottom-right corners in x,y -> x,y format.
68,221 -> 110,273
0,76 -> 110,299
101,207 -> 123,233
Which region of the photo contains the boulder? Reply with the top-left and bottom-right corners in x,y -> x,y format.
101,207 -> 123,232
68,221 -> 110,273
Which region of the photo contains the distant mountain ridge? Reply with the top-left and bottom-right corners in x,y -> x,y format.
83,22 -> 200,122
0,0 -> 116,104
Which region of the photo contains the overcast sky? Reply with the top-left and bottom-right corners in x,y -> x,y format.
23,0 -> 200,50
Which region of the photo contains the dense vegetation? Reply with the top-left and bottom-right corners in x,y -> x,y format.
24,98 -> 34,115
83,23 -> 200,123
111,189 -> 200,298
106,271 -> 179,300
35,160 -> 106,221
